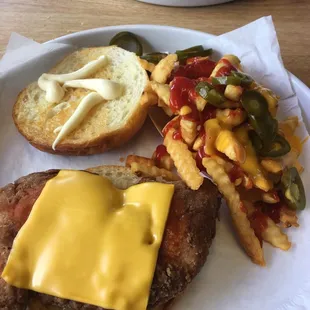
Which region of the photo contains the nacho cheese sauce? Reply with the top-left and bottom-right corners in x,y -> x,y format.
2,170 -> 174,310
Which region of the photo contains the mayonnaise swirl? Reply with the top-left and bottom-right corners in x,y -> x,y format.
38,55 -> 108,104
52,92 -> 103,150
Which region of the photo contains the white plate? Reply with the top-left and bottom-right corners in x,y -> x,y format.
136,0 -> 233,7
46,25 -> 309,309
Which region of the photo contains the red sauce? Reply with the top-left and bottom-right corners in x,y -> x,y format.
249,209 -> 268,246
171,58 -> 216,80
170,77 -> 200,121
154,144 -> 168,166
228,165 -> 244,183
201,105 -> 216,123
195,132 -> 207,171
261,201 -> 283,224
162,117 -> 180,137
172,129 -> 182,140
240,202 -> 247,213
215,58 -> 236,77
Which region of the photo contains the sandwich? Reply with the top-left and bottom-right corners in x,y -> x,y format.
0,166 -> 220,309
13,46 -> 156,155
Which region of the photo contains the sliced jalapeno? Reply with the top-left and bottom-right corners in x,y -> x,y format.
176,47 -> 213,63
231,71 -> 253,86
195,82 -> 225,107
249,130 -> 263,151
109,31 -> 143,56
140,52 -> 168,64
258,134 -> 291,157
211,76 -> 241,86
242,90 -> 269,117
281,167 -> 306,210
177,45 -> 204,53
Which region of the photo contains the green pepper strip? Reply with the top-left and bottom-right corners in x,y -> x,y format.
176,48 -> 213,63
195,82 -> 225,107
176,45 -> 204,53
109,31 -> 143,56
231,71 -> 253,86
281,167 -> 306,210
140,53 -> 168,64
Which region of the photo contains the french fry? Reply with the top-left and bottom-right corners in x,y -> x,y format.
262,191 -> 280,204
211,55 -> 241,77
126,155 -> 155,168
224,85 -> 243,102
158,99 -> 174,116
215,130 -> 246,164
261,159 -> 283,174
150,81 -> 170,106
130,162 -> 179,181
192,134 -> 204,151
216,108 -> 247,128
164,129 -> 203,190
204,119 -> 222,155
152,149 -> 174,171
245,202 -> 291,251
140,91 -> 158,107
202,158 -> 265,266
251,84 -> 279,117
139,58 -> 156,72
180,118 -> 197,146
194,96 -> 207,111
151,54 -> 178,84
234,127 -> 273,192
280,206 -> 299,228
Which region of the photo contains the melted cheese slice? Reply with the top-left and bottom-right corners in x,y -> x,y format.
2,170 -> 174,310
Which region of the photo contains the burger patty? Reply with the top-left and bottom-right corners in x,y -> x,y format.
0,170 -> 221,309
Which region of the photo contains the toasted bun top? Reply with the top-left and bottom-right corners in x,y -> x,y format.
13,46 -> 149,155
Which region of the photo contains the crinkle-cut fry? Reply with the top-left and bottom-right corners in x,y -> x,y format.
151,54 -> 178,84
126,155 -> 155,168
140,91 -> 158,106
152,149 -> 174,171
204,118 -> 222,155
216,108 -> 247,128
251,83 -> 279,117
150,81 -> 170,106
215,129 -> 246,164
130,162 -> 179,181
262,191 -> 280,204
211,55 -> 241,77
224,85 -> 243,102
261,159 -> 283,174
193,134 -> 204,151
234,127 -> 273,192
158,99 -> 174,117
194,96 -> 207,111
180,118 -> 197,146
139,58 -> 156,72
164,129 -> 203,190
245,202 -> 291,251
280,206 -> 299,228
202,158 -> 265,266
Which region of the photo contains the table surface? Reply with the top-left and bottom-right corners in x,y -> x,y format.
0,0 -> 309,87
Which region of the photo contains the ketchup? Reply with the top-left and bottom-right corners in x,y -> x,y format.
172,130 -> 182,140
171,58 -> 216,80
195,131 -> 207,171
162,117 -> 180,137
248,209 -> 268,246
154,144 -> 168,166
201,105 -> 216,123
170,77 -> 200,121
228,165 -> 244,183
261,201 -> 283,224
215,59 -> 236,77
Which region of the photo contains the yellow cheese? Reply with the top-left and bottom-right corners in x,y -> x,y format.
235,127 -> 273,192
2,170 -> 174,310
